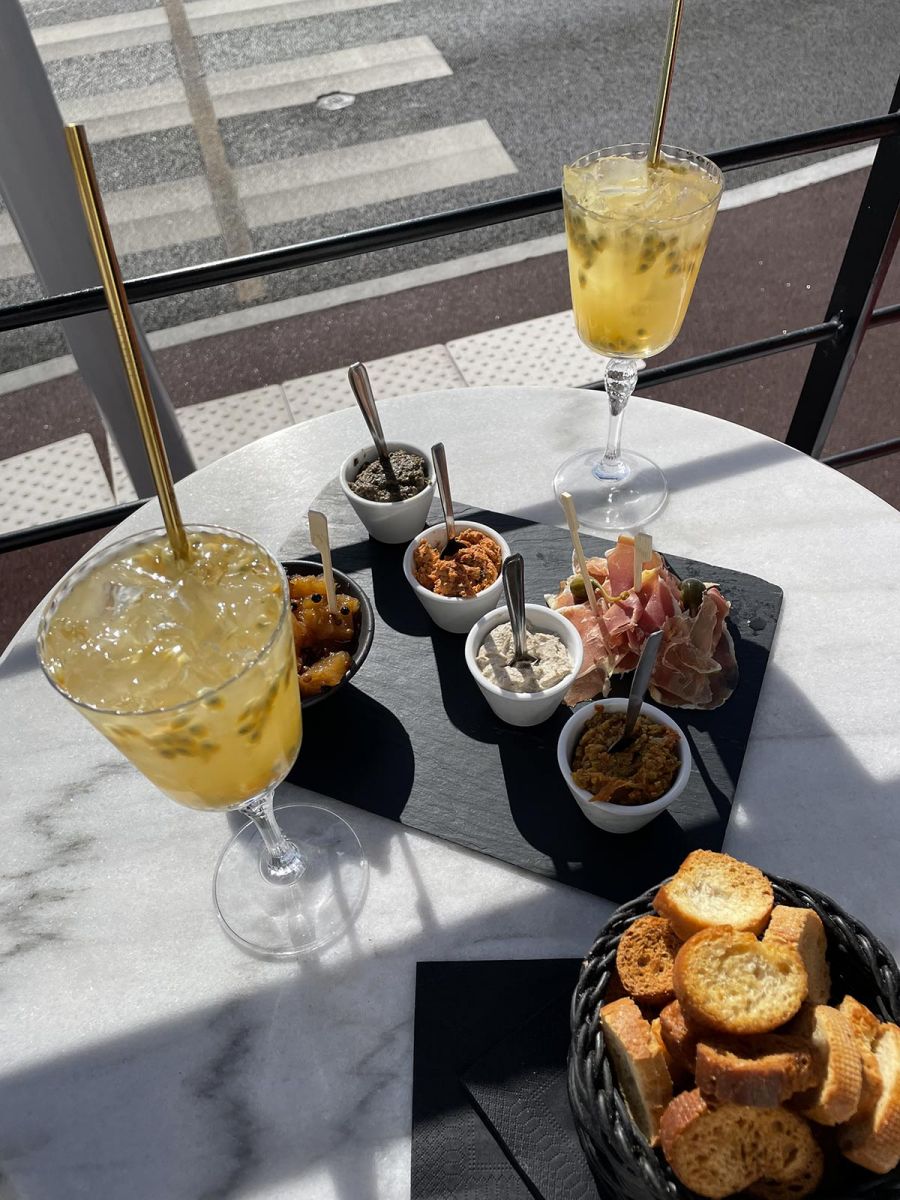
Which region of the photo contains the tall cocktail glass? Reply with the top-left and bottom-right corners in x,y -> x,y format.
554,143 -> 723,530
37,524 -> 367,958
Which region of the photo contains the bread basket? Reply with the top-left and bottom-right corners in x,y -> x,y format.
568,874 -> 900,1200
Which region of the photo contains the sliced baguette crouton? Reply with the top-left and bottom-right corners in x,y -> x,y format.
600,996 -> 672,1145
673,927 -> 807,1035
615,915 -> 681,1007
839,1022 -> 900,1174
747,1146 -> 826,1200
659,1088 -> 823,1200
764,906 -> 831,1005
792,1004 -> 862,1125
653,850 -> 773,941
695,1034 -> 820,1107
839,995 -> 884,1118
659,1000 -> 703,1073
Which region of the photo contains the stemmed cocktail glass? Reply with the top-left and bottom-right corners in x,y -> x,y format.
37,524 -> 368,958
554,143 -> 723,531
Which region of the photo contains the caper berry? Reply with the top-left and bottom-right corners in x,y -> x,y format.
680,577 -> 705,616
569,574 -> 598,603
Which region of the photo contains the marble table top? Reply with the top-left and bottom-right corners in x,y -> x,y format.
1,387 -> 898,1199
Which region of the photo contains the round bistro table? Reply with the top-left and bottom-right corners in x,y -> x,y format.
1,387 -> 898,1199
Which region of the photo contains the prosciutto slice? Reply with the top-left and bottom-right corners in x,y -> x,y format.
548,536 -> 738,710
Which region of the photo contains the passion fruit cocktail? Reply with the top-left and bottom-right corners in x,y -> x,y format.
554,143 -> 723,531
40,527 -> 301,810
37,524 -> 367,958
564,150 -> 720,358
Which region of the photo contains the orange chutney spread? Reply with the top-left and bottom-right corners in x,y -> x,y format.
413,528 -> 502,597
571,705 -> 680,805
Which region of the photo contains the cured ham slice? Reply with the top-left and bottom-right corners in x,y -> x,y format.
549,537 -> 738,710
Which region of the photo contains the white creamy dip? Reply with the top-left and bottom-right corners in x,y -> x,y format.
475,622 -> 572,693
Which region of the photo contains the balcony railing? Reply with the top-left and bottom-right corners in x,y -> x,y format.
1,81 -> 898,555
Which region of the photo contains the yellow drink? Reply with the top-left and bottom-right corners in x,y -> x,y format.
564,150 -> 721,358
40,527 -> 302,811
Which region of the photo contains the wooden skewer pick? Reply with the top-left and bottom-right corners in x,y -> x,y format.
308,510 -> 339,616
559,492 -> 600,619
633,532 -> 653,592
64,123 -> 189,562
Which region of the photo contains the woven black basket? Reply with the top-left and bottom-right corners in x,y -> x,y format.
568,874 -> 900,1200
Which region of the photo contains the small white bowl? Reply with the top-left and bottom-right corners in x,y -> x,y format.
465,604 -> 584,727
402,520 -> 511,634
340,441 -> 435,544
557,697 -> 692,834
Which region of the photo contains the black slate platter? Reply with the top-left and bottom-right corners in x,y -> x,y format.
287,487 -> 783,902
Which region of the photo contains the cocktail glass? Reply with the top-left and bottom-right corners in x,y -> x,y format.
554,143 -> 723,530
37,524 -> 368,958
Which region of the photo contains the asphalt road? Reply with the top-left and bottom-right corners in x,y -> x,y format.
1,0 -> 899,370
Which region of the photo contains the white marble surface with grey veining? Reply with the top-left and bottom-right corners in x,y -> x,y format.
1,388 -> 898,1199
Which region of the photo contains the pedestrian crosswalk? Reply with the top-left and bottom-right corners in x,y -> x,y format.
3,8 -> 520,298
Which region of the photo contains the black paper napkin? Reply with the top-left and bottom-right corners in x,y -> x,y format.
411,959 -> 596,1200
462,979 -> 597,1199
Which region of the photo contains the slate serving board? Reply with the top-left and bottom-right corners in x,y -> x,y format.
287,486 -> 783,902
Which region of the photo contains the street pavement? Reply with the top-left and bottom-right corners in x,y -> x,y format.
1,0 -> 899,645
1,0 -> 899,368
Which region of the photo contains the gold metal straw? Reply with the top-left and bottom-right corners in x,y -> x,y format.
648,0 -> 686,166
64,123 -> 190,561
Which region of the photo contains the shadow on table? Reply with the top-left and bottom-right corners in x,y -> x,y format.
501,437 -> 802,529
2,668 -> 898,1200
287,688 -> 416,831
0,637 -> 40,683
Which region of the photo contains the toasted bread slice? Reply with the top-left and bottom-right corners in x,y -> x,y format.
764,906 -> 831,1005
747,1147 -> 826,1200
695,1034 -> 820,1107
839,1022 -> 900,1173
673,927 -> 807,1035
792,1004 -> 862,1125
616,916 -> 681,1007
659,1089 -> 823,1200
839,995 -> 883,1118
653,851 -> 774,941
600,996 -> 672,1145
659,1000 -> 702,1072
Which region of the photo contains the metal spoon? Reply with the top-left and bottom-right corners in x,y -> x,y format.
502,554 -> 536,668
605,630 -> 664,754
347,361 -> 401,498
431,442 -> 462,559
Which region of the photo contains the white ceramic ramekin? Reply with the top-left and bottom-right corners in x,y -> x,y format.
340,442 -> 435,544
464,604 -> 584,726
402,520 -> 510,634
557,696 -> 692,834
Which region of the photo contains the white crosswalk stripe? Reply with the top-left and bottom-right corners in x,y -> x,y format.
54,36 -> 453,142
0,120 -> 515,280
32,0 -> 401,60
235,121 -> 517,227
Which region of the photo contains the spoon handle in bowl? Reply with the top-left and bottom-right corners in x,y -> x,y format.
432,442 -> 458,542
624,630 -> 663,739
348,362 -> 389,458
502,554 -> 529,664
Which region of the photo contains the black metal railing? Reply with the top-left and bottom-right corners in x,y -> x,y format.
1,90 -> 898,554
